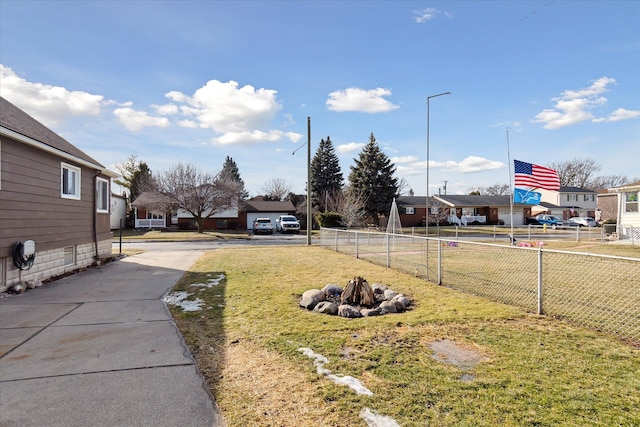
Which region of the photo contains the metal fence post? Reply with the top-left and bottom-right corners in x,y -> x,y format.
334,229 -> 338,252
576,226 -> 580,242
437,239 -> 442,285
537,247 -> 543,315
493,225 -> 496,242
355,231 -> 359,259
386,233 -> 390,268
528,225 -> 532,241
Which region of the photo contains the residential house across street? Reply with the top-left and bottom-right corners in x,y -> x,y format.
607,181 -> 640,240
130,193 -> 297,232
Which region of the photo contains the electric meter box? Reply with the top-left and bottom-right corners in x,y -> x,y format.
22,240 -> 36,256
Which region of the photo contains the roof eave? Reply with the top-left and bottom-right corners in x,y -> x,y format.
1,125 -> 117,177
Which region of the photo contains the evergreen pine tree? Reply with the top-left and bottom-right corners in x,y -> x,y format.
129,162 -> 155,203
348,133 -> 399,225
310,136 -> 343,211
220,156 -> 249,199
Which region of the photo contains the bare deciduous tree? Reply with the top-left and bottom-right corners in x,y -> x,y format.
467,183 -> 510,196
262,178 -> 292,201
549,158 -> 601,188
586,175 -> 633,190
328,188 -> 369,229
155,163 -> 242,233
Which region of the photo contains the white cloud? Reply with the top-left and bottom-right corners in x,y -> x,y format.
213,130 -> 301,146
165,79 -> 301,144
337,142 -> 366,153
391,155 -> 419,164
396,164 -> 425,176
154,103 -> 179,115
561,76 -> 615,99
177,119 -> 198,128
169,80 -> 281,132
438,156 -> 505,173
598,108 -> 640,122
0,65 -> 104,127
113,107 -> 170,132
413,8 -> 453,23
397,155 -> 504,176
165,90 -> 189,103
326,87 -> 399,113
532,77 -> 639,129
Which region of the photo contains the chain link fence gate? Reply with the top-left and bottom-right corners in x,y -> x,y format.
320,228 -> 640,343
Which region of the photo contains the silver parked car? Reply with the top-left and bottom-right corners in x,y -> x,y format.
568,217 -> 598,227
252,217 -> 274,234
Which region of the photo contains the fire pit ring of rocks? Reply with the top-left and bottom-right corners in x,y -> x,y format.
299,276 -> 412,318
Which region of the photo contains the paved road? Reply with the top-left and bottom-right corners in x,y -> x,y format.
113,232 -> 314,252
0,249 -> 225,427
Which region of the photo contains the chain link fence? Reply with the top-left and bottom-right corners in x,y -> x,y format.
320,228 -> 640,343
401,223 -> 620,244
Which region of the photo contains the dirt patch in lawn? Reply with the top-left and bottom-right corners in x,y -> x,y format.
428,339 -> 486,381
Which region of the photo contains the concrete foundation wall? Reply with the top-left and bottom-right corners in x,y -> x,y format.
0,239 -> 112,292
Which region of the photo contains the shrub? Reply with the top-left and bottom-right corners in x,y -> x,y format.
315,211 -> 343,228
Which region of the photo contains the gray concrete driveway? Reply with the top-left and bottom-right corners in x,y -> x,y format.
0,249 -> 225,426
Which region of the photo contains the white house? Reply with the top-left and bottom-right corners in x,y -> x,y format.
609,181 -> 640,240
110,192 -> 128,229
537,186 -> 598,219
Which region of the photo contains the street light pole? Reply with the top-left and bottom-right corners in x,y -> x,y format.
307,117 -> 311,246
426,92 -> 450,280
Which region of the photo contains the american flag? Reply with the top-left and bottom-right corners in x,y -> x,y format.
514,160 -> 560,191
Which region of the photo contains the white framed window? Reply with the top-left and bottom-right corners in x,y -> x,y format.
405,207 -> 415,214
584,194 -> 595,202
63,246 -> 75,266
147,212 -> 164,219
567,194 -> 577,202
625,191 -> 638,213
462,208 -> 475,216
61,163 -> 81,199
96,177 -> 109,212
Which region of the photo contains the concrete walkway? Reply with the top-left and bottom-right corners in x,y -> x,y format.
0,250 -> 225,426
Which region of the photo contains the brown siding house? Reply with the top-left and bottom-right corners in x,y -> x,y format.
0,96 -> 118,291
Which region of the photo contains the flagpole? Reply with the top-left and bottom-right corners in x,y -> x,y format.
506,128 -> 514,243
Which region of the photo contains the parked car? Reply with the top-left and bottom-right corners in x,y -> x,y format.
525,214 -> 564,228
252,217 -> 274,234
568,217 -> 598,227
276,215 -> 300,233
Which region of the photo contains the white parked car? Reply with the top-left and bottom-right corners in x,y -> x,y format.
568,217 -> 598,227
276,215 -> 300,233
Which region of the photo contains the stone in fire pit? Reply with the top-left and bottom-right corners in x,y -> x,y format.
299,276 -> 412,318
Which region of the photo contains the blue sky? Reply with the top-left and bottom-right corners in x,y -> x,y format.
1,1 -> 639,197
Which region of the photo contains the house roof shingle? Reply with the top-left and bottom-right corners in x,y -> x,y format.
0,96 -> 105,168
559,186 -> 597,193
131,191 -> 175,208
397,195 -> 531,208
241,200 -> 295,212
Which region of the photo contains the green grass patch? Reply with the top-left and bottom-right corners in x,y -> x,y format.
168,246 -> 640,426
